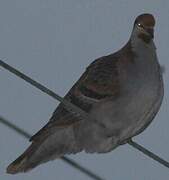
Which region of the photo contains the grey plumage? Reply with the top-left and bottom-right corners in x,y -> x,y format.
7,13 -> 164,174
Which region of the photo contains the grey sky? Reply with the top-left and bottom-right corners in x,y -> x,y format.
0,1 -> 169,180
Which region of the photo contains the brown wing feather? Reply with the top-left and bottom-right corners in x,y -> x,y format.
30,54 -> 120,142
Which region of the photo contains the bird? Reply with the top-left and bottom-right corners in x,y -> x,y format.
7,13 -> 164,174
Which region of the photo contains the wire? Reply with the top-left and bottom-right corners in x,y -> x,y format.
0,60 -> 169,170
0,60 -> 104,128
128,140 -> 169,168
0,116 -> 105,180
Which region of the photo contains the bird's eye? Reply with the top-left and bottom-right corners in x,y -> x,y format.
137,23 -> 143,28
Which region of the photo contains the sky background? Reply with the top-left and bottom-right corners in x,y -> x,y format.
0,1 -> 169,180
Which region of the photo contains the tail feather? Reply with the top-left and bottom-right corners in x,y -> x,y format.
6,127 -> 82,174
6,142 -> 40,174
6,153 -> 29,174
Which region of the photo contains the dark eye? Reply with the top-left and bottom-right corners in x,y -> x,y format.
137,23 -> 144,28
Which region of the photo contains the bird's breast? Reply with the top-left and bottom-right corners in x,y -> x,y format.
91,50 -> 164,141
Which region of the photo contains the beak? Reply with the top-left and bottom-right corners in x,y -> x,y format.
146,28 -> 154,39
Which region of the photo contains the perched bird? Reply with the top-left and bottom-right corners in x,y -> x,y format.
7,13 -> 164,174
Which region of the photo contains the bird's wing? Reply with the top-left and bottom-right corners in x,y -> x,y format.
30,54 -> 120,142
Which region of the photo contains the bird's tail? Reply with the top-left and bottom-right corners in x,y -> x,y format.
6,126 -> 81,174
6,142 -> 41,174
7,152 -> 29,174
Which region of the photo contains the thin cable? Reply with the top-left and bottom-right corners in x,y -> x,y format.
0,116 -> 105,180
0,60 -> 104,129
128,139 -> 169,168
0,60 -> 169,169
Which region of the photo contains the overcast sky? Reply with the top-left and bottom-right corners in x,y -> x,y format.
0,1 -> 169,180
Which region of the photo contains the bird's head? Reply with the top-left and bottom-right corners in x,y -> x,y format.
132,13 -> 155,44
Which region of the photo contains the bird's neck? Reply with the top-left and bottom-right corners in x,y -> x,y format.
130,30 -> 156,53
129,32 -> 159,77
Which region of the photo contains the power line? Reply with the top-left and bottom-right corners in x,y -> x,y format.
128,140 -> 169,168
0,116 -> 105,180
0,59 -> 169,170
0,59 -> 102,128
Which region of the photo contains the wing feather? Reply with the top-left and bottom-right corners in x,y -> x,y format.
30,55 -> 120,142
